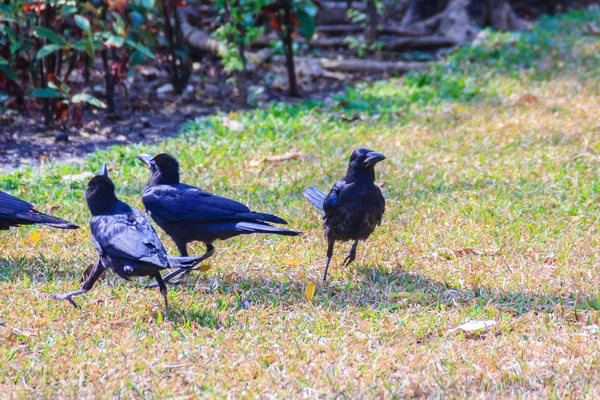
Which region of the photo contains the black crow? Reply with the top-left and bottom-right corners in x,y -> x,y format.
0,190 -> 78,230
52,164 -> 203,309
136,153 -> 301,287
303,147 -> 386,282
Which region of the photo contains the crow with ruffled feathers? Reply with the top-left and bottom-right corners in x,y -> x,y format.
52,164 -> 203,309
303,147 -> 386,282
136,153 -> 302,287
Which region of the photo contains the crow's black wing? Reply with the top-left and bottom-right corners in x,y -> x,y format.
0,190 -> 33,215
142,183 -> 286,224
377,189 -> 385,225
322,179 -> 346,220
90,206 -> 169,268
0,190 -> 78,229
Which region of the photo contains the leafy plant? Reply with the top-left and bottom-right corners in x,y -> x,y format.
261,0 -> 319,96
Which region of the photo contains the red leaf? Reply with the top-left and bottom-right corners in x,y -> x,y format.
106,0 -> 128,14
24,2 -> 43,12
47,73 -> 60,84
55,102 -> 69,122
171,0 -> 186,7
311,0 -> 323,9
70,103 -> 83,126
269,18 -> 281,33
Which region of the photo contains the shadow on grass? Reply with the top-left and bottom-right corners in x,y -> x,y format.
1,253 -> 595,329
159,261 -> 596,328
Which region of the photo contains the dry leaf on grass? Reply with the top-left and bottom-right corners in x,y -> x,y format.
28,231 -> 41,244
281,258 -> 301,266
543,252 -> 557,265
220,117 -> 244,132
517,93 -> 538,106
387,292 -> 428,303
454,248 -> 499,256
448,320 -> 496,333
305,281 -> 315,302
249,152 -> 303,167
198,263 -> 212,272
62,171 -> 95,183
438,247 -> 499,259
224,272 -> 235,282
588,23 -> 600,35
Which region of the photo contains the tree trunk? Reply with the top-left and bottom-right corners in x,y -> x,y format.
282,0 -> 299,97
365,0 -> 378,44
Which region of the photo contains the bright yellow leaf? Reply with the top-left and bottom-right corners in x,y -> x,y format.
224,272 -> 235,282
387,292 -> 413,299
281,258 -> 301,266
29,231 -> 41,243
305,281 -> 315,302
199,263 -> 212,272
453,104 -> 468,113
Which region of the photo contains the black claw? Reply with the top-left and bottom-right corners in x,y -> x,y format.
67,298 -> 82,310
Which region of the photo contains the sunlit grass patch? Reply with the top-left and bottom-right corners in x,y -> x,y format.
1,8 -> 600,398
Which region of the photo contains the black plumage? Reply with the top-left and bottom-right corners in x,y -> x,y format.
52,164 -> 203,309
0,190 -> 78,230
136,153 -> 302,286
303,147 -> 386,282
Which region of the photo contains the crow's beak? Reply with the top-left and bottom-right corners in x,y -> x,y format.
100,163 -> 108,177
136,154 -> 153,168
364,151 -> 386,167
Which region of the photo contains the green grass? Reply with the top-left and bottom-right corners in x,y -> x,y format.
2,9 -> 600,397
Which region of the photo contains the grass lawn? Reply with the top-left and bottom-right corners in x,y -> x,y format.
2,9 -> 600,398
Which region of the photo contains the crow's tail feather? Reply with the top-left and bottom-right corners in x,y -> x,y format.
302,187 -> 325,211
167,255 -> 205,269
21,211 -> 79,229
236,221 -> 301,236
245,212 -> 288,225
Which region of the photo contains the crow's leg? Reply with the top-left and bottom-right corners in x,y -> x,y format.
154,273 -> 169,309
175,240 -> 189,257
323,240 -> 335,282
53,260 -> 105,309
342,240 -> 359,267
146,243 -> 215,288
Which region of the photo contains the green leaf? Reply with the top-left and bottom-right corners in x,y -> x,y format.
126,39 -> 155,59
85,38 -> 95,59
105,34 -> 124,48
36,44 -> 62,59
63,5 -> 78,16
141,0 -> 155,10
296,10 -> 316,41
0,64 -> 17,83
71,93 -> 107,108
33,27 -> 67,47
128,50 -> 146,67
75,15 -> 92,35
72,40 -> 87,51
30,88 -> 63,98
0,55 -> 7,65
9,41 -> 20,56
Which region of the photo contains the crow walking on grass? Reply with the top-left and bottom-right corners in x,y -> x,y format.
52,164 -> 204,309
0,190 -> 78,231
303,147 -> 386,282
136,153 -> 302,287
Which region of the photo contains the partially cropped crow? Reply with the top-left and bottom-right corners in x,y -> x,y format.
0,190 -> 78,230
136,153 -> 302,286
303,147 -> 386,282
52,164 -> 203,309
